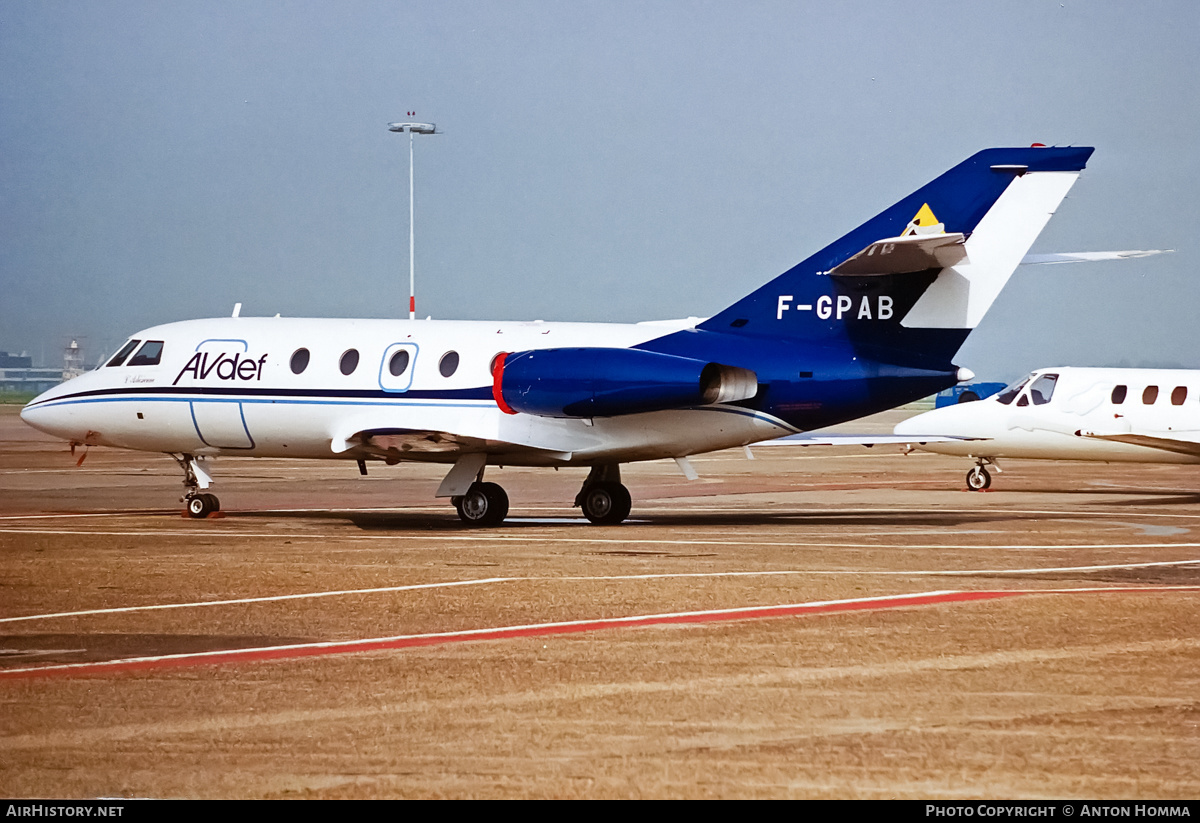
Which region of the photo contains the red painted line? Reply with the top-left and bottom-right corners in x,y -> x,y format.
2,587 -> 1195,681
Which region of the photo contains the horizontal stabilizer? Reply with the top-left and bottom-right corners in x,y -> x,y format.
1020,249 -> 1174,266
828,232 -> 967,276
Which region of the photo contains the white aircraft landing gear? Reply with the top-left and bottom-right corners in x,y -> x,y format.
172,453 -> 220,518
575,464 -> 632,525
966,458 -> 997,491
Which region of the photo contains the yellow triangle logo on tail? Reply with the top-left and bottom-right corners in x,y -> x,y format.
902,203 -> 945,236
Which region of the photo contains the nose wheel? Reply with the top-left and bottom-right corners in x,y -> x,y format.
186,492 -> 221,518
173,453 -> 220,518
966,460 -> 995,491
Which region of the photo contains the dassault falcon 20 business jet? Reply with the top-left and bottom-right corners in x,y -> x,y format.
895,367 -> 1200,490
22,146 -> 1095,526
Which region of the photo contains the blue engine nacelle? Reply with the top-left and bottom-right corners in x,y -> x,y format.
493,347 -> 758,418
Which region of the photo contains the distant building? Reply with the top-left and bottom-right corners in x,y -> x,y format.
0,341 -> 92,396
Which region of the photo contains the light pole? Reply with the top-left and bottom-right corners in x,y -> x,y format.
388,118 -> 438,320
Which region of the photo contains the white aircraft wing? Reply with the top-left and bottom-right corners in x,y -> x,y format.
329,405 -> 594,460
1079,430 -> 1200,459
760,433 -> 986,447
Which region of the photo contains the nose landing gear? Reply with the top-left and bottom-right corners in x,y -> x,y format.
172,454 -> 220,518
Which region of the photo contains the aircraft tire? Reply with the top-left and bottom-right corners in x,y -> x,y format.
581,481 -> 632,525
203,493 -> 220,512
966,465 -> 991,491
186,494 -> 214,518
455,482 -> 509,527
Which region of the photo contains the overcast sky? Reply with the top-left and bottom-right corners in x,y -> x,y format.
1,1 -> 1196,380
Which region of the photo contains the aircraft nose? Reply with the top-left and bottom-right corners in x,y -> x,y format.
20,384 -> 79,441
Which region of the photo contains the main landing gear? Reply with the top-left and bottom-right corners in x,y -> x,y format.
442,459 -> 633,527
965,457 -> 998,491
172,453 -> 220,518
453,481 -> 509,527
574,464 -> 632,525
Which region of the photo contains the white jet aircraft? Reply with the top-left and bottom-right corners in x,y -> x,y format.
894,367 -> 1200,490
22,146 -> 1097,525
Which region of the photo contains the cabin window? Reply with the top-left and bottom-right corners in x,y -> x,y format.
126,340 -> 163,366
1029,373 -> 1058,406
340,349 -> 360,376
105,339 -> 141,367
995,376 -> 1030,406
1111,385 -> 1127,404
290,348 -> 310,374
388,349 -> 410,377
1172,386 -> 1187,405
439,351 -> 459,377
1143,386 -> 1159,405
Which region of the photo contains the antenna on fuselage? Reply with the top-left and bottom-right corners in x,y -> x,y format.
388,115 -> 439,320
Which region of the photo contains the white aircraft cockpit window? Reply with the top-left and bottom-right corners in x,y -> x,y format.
1143,386 -> 1159,405
290,348 -> 310,374
388,349 -> 410,377
1172,386 -> 1187,405
126,340 -> 164,366
1111,385 -> 1128,404
995,376 -> 1031,405
1028,373 -> 1058,406
340,349 -> 360,376
105,339 -> 141,368
439,351 -> 459,378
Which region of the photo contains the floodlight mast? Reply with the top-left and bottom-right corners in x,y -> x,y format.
387,120 -> 438,320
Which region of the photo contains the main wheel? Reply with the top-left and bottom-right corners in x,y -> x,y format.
966,465 -> 991,491
455,481 -> 509,527
186,494 -> 215,518
580,481 -> 632,525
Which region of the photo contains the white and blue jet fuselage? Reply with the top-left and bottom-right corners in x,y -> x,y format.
22,146 -> 1098,524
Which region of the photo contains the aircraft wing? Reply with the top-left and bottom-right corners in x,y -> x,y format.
1080,430 -> 1200,458
328,405 -> 594,460
760,433 -> 986,447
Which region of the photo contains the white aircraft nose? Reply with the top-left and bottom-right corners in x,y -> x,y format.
20,383 -> 84,441
894,402 -> 988,438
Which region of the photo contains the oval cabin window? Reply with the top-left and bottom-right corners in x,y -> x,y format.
290,348 -> 310,374
439,351 -> 459,378
389,349 -> 410,377
340,349 -> 360,376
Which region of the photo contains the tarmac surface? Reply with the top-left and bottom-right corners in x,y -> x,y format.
1,404 -> 1197,798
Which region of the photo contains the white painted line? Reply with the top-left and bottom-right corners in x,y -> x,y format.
0,578 -> 510,624
5,560 -> 1197,625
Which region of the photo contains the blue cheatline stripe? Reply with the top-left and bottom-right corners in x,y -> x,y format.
28,387 -> 800,434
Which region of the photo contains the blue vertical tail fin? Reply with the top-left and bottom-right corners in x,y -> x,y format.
701,146 -> 1094,368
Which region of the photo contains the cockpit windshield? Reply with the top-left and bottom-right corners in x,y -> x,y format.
994,375 -> 1031,405
105,339 -> 141,368
127,340 -> 164,366
1028,373 -> 1058,405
